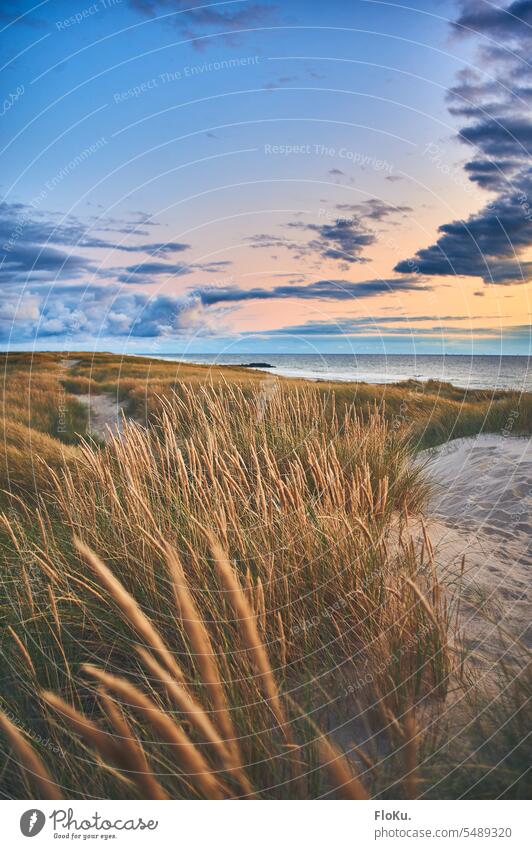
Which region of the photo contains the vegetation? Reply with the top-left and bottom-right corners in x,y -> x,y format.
0,352 -> 529,799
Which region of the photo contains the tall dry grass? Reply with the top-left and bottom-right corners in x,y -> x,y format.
2,373 -> 529,799
0,381 -> 453,798
21,350 -> 530,449
0,354 -> 87,509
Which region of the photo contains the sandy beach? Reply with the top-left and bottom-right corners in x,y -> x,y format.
423,434 -> 531,661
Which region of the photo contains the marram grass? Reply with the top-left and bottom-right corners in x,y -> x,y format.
0,356 -> 530,799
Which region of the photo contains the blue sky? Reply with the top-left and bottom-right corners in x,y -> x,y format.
1,0 -> 531,354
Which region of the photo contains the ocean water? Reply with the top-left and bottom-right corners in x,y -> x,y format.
144,354 -> 532,392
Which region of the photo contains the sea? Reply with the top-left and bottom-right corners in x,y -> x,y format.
141,354 -> 532,392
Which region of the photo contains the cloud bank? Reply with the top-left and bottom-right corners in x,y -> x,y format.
396,1 -> 532,286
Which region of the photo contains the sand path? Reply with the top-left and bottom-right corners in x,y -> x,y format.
422,434 -> 531,658
77,394 -> 129,442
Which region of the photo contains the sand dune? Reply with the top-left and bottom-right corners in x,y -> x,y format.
423,434 -> 531,659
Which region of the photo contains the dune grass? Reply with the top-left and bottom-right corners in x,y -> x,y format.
2,349 -> 528,512
0,352 -> 530,799
52,351 -> 532,450
0,353 -> 89,509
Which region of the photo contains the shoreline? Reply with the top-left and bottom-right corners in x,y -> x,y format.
2,349 -> 531,392
133,352 -> 532,392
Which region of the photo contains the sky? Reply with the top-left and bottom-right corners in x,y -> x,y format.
1,0 -> 531,355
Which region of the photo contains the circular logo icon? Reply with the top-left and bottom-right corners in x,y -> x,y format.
20,810 -> 46,837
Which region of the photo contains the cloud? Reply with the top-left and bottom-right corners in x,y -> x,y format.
196,276 -> 425,305
293,200 -> 411,264
0,200 -> 189,255
119,259 -> 232,283
453,1 -> 532,40
263,313 -> 507,335
126,0 -> 275,48
0,244 -> 96,285
0,200 -> 202,288
463,158 -> 517,190
8,275 -> 422,341
335,199 -> 411,221
395,174 -> 532,283
459,119 -> 532,160
116,241 -> 190,255
0,283 -> 218,343
247,199 -> 412,266
0,292 -> 41,324
396,2 -> 532,286
297,221 -> 375,264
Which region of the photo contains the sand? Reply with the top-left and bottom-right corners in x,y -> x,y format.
422,434 -> 531,661
77,394 -> 128,442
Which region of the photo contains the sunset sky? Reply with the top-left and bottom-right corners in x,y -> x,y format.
1,0 -> 531,355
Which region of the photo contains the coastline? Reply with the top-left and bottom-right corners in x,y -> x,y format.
136,352 -> 532,392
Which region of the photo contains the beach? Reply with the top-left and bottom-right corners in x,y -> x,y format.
423,434 -> 531,660
151,353 -> 532,392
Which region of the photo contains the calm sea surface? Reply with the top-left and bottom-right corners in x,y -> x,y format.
142,354 -> 532,392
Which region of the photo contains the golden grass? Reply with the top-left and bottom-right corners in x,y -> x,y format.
0,711 -> 63,800
0,377 -> 451,798
0,352 -> 529,799
75,537 -> 184,683
82,665 -> 227,800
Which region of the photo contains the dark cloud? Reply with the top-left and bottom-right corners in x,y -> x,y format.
196,276 -> 425,305
118,242 -> 190,255
0,243 -> 94,284
0,200 -> 199,287
0,200 -> 189,257
453,1 -> 532,40
299,221 -> 375,264
395,174 -> 532,283
464,159 -> 517,190
335,199 -> 412,221
120,259 -> 232,283
397,2 -> 532,286
459,119 -> 532,160
263,318 -> 510,338
248,199 -> 412,266
297,200 -> 411,264
263,314 -> 491,336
